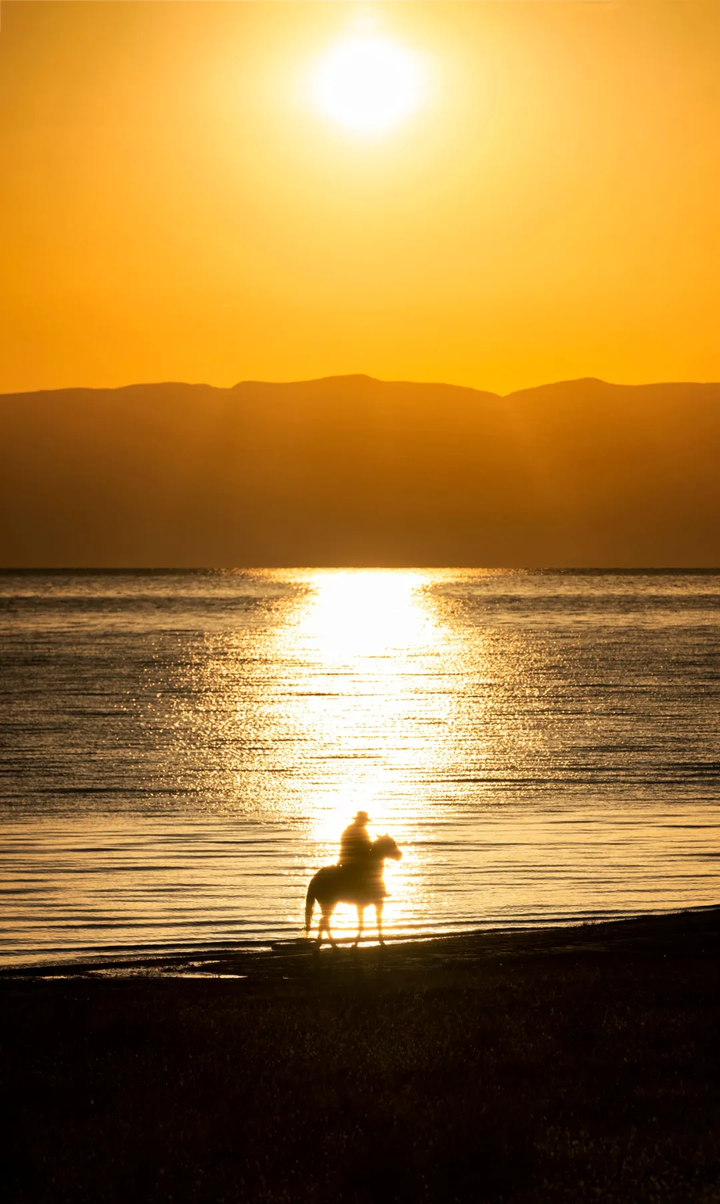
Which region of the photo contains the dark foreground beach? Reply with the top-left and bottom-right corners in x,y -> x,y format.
1,910 -> 719,1203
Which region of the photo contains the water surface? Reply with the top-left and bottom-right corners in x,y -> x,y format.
1,569 -> 718,964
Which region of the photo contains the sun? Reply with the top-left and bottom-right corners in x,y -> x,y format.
311,36 -> 425,134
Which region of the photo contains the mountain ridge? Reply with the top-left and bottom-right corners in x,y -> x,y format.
5,374 -> 719,403
2,376 -> 719,567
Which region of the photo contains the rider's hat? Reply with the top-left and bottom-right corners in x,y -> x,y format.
355,810 -> 370,823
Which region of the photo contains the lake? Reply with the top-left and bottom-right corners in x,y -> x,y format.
1,569 -> 718,964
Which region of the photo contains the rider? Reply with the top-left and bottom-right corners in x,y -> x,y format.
339,810 -> 372,874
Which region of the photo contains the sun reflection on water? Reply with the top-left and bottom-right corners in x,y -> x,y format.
274,569 -> 447,939
292,569 -> 435,664
140,569 -> 539,943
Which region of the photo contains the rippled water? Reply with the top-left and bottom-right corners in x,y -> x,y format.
1,569 -> 718,965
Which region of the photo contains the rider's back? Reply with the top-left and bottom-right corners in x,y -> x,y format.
339,821 -> 371,869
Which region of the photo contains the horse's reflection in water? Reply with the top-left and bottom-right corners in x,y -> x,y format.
305,835 -> 402,948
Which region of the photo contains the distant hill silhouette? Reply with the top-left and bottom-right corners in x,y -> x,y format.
1,375 -> 719,566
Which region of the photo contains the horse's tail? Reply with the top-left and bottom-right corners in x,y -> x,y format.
304,878 -> 317,936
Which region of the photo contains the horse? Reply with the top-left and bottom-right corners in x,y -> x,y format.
304,834 -> 402,948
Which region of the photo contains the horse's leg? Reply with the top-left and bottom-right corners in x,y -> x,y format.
325,905 -> 339,950
353,905 -> 364,948
375,901 -> 385,945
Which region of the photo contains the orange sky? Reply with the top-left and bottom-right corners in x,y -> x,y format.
1,1 -> 719,396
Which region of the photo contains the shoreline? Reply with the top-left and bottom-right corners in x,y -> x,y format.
2,906 -> 719,1202
2,904 -> 718,982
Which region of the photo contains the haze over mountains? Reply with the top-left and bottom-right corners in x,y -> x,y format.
1,376 -> 719,567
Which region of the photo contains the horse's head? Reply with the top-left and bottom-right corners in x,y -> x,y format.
371,834 -> 402,862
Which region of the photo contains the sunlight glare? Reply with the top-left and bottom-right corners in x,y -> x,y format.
311,36 -> 425,133
269,570 -> 446,941
298,570 -> 433,664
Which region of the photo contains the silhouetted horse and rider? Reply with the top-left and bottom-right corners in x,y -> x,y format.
305,810 -> 402,947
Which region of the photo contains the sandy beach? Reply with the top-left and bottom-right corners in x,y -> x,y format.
2,908 -> 718,1202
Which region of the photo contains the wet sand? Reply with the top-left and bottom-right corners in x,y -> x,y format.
1,909 -> 719,1202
